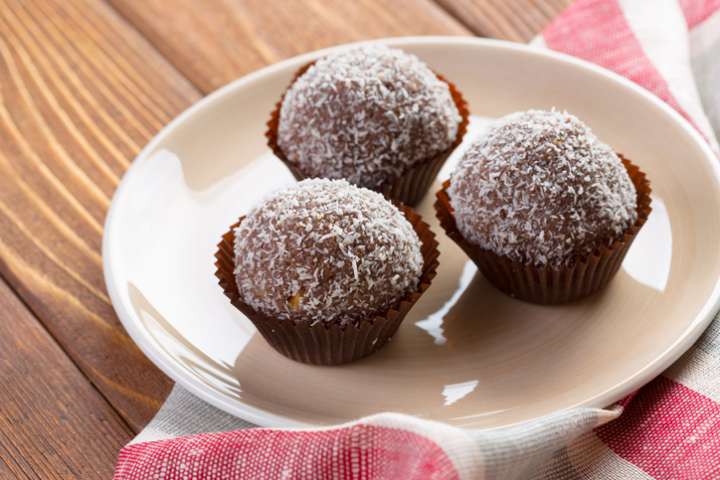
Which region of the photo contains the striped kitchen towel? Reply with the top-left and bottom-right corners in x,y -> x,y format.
114,1 -> 720,479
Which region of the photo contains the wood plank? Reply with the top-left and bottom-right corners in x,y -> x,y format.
435,0 -> 571,41
0,0 -> 202,430
107,0 -> 471,92
0,278 -> 132,479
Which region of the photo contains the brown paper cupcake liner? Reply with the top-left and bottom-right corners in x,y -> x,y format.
435,155 -> 652,305
215,206 -> 440,365
266,61 -> 470,206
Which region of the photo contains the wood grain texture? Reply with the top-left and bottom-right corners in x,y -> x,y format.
0,0 -> 202,430
107,0 -> 471,92
435,0 -> 571,41
0,278 -> 132,479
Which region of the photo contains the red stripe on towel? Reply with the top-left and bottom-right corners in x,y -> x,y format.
114,424 -> 459,480
597,376 -> 720,480
680,0 -> 720,28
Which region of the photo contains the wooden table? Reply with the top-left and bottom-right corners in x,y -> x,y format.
0,1 -> 569,477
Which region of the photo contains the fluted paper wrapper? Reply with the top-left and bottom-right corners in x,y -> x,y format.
266,61 -> 470,206
435,155 -> 652,305
215,206 -> 440,365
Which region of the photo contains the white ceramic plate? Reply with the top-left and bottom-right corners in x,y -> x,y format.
103,37 -> 720,429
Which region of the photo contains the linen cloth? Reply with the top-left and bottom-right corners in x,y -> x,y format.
114,1 -> 720,478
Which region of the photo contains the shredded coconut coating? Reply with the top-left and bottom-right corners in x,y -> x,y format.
277,44 -> 461,189
233,179 -> 423,325
449,110 -> 638,268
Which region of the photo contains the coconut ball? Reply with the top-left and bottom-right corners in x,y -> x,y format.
234,179 -> 424,325
277,44 -> 461,189
449,109 -> 637,268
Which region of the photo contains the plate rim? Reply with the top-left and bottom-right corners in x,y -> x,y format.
103,36 -> 720,429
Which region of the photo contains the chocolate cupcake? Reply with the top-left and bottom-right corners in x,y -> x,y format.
215,178 -> 439,364
267,44 -> 469,206
436,110 -> 651,304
